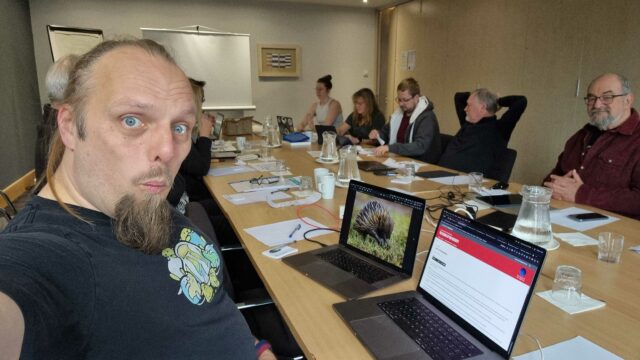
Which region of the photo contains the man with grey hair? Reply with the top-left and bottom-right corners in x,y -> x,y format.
35,54 -> 79,179
544,73 -> 640,219
0,39 -> 275,359
438,89 -> 527,177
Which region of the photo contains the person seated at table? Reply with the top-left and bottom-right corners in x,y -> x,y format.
438,89 -> 527,175
174,78 -> 215,203
0,38 -> 275,360
297,74 -> 343,130
35,54 -> 79,182
336,88 -> 385,145
167,79 -> 239,246
544,73 -> 640,219
368,77 -> 442,163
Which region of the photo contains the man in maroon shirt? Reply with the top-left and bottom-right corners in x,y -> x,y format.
544,73 -> 640,219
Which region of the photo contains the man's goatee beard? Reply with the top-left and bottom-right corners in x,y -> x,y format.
589,111 -> 614,131
113,193 -> 172,255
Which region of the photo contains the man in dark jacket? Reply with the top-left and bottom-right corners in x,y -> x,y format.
438,89 -> 527,176
369,78 -> 442,164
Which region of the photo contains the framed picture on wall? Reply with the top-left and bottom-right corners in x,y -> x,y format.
258,44 -> 300,77
47,25 -> 104,61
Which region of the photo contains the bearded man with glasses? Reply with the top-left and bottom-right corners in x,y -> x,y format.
544,73 -> 640,219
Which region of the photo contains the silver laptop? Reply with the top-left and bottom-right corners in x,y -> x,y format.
283,180 -> 425,300
334,208 -> 546,359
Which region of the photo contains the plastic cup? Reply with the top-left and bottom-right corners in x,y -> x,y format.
598,232 -> 624,263
298,176 -> 313,197
314,168 -> 329,191
551,265 -> 582,305
403,164 -> 416,180
236,136 -> 246,151
318,174 -> 336,199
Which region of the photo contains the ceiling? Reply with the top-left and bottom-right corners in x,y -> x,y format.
256,0 -> 405,10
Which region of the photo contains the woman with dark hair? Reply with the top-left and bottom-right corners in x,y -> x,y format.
297,74 -> 343,130
337,88 -> 385,145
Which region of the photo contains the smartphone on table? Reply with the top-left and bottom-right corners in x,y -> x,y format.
373,169 -> 397,176
567,212 -> 608,222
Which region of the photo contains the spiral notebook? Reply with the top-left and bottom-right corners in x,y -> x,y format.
282,180 -> 425,299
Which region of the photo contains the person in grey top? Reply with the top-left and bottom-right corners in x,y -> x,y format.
369,77 -> 442,163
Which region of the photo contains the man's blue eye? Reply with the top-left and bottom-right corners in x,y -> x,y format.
122,116 -> 142,128
174,124 -> 188,135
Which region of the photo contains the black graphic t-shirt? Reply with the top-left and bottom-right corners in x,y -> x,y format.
0,197 -> 255,359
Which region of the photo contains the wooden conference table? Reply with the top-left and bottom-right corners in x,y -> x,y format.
204,142 -> 640,359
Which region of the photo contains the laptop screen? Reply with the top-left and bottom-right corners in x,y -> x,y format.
341,181 -> 425,273
418,209 -> 546,355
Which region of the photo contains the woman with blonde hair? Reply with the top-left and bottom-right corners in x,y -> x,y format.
337,88 -> 385,145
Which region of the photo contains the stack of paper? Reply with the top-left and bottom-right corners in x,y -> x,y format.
514,336 -> 621,360
537,290 -> 606,315
244,218 -> 334,246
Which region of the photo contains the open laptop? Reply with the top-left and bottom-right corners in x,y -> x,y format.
315,125 -> 352,147
315,125 -> 336,145
283,180 -> 426,299
334,208 -> 546,360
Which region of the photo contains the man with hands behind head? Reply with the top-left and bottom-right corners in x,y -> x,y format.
544,73 -> 640,219
0,39 -> 274,359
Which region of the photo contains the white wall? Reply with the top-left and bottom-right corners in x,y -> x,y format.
29,0 -> 378,125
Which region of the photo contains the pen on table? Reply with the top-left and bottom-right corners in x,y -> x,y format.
289,223 -> 302,238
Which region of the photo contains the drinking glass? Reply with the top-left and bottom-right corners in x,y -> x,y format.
598,232 -> 624,263
551,265 -> 582,305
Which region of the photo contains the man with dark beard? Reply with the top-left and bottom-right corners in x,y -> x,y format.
544,73 -> 640,219
0,39 -> 274,359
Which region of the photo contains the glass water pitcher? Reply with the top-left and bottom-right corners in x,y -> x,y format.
319,131 -> 338,161
261,115 -> 273,137
511,185 -> 553,248
265,123 -> 281,147
337,146 -> 361,186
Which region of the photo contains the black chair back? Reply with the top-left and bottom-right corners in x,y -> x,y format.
487,148 -> 517,183
184,202 -> 236,300
440,133 -> 454,154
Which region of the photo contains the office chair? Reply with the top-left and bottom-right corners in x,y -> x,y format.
0,208 -> 10,231
0,190 -> 17,219
487,148 -> 517,183
440,133 -> 454,154
184,202 -> 304,359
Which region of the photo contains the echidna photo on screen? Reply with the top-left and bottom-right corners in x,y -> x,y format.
353,200 -> 394,247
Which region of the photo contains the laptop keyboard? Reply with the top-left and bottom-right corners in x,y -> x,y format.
317,249 -> 394,284
378,298 -> 483,360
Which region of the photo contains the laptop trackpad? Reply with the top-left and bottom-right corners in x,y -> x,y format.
301,262 -> 353,285
351,315 -> 420,359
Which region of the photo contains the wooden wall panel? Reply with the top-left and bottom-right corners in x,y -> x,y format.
383,0 -> 640,185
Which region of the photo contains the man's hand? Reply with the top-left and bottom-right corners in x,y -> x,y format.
345,134 -> 360,145
369,129 -> 379,140
544,169 -> 583,202
258,349 -> 277,360
199,112 -> 214,137
373,145 -> 389,156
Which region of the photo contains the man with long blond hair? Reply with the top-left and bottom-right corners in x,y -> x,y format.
0,39 -> 274,359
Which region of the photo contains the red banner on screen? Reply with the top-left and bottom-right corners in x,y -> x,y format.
436,227 -> 535,285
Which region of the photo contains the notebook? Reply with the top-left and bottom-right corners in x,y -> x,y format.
334,208 -> 546,360
283,180 -> 426,300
